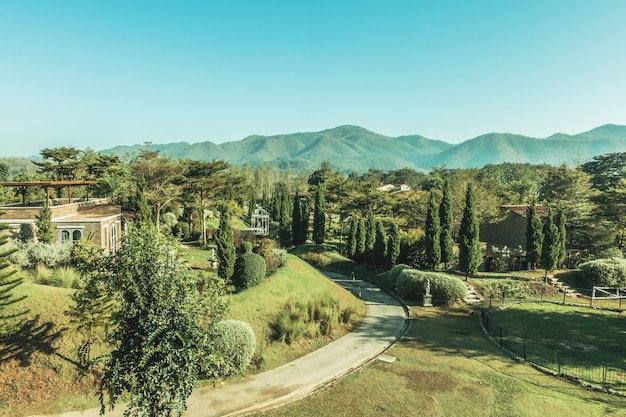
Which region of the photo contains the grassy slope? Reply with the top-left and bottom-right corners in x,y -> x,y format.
259,306 -> 626,417
0,255 -> 366,417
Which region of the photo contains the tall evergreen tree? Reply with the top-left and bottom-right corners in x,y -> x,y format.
372,219 -> 388,268
133,176 -> 153,226
0,211 -> 26,337
439,180 -> 455,269
299,196 -> 310,244
291,191 -> 304,245
35,202 -> 53,243
355,216 -> 366,264
312,185 -> 326,244
541,210 -> 560,280
425,191 -> 441,270
556,210 -> 567,268
458,183 -> 482,280
386,221 -> 401,268
365,212 -> 376,263
346,215 -> 358,259
216,203 -> 236,281
525,203 -> 544,270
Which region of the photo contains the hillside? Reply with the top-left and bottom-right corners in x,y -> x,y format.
95,123 -> 626,173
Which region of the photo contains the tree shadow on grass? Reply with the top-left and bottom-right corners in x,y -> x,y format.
0,315 -> 65,367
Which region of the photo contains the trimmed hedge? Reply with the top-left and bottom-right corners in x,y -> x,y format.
396,268 -> 467,306
232,252 -> 267,291
211,320 -> 257,376
579,257 -> 626,287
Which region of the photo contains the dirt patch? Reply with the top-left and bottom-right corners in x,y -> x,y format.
399,369 -> 459,392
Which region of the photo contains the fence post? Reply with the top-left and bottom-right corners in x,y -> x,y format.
523,338 -> 526,361
591,286 -> 595,308
603,362 -> 607,385
556,349 -> 561,374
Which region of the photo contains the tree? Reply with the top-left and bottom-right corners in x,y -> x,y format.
458,184 -> 482,280
0,211 -> 26,337
364,212 -> 376,263
525,203 -> 544,270
346,216 -> 358,259
386,221 -> 401,268
132,176 -> 153,226
34,202 -> 53,243
372,219 -> 387,268
354,216 -> 366,263
541,210 -> 560,280
312,185 -> 326,244
216,203 -> 236,281
99,224 -> 209,417
439,180 -> 455,269
291,191 -> 305,245
425,191 -> 441,270
556,210 -> 567,268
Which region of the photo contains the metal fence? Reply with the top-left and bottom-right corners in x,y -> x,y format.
481,309 -> 626,393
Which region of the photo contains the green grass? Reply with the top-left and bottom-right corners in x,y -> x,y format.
486,302 -> 626,367
258,306 -> 626,417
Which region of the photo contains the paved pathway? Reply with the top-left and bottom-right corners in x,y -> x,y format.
29,275 -> 408,417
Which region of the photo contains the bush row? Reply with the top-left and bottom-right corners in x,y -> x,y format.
579,257 -> 626,287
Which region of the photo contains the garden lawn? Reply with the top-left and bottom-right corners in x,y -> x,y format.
258,306 -> 626,417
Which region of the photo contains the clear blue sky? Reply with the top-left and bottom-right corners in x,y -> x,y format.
1,1 -> 626,157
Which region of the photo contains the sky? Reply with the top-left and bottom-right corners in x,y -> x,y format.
1,1 -> 626,158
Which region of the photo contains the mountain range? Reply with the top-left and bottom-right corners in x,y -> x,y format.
102,124 -> 626,173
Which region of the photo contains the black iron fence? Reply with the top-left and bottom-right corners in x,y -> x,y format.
481,309 -> 626,393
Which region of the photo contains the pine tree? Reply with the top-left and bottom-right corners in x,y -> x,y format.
0,211 -> 26,337
458,184 -> 482,280
35,202 -> 53,243
526,203 -> 544,270
439,180 -> 455,269
346,215 -> 358,259
372,219 -> 387,268
312,185 -> 326,244
365,212 -> 376,263
216,203 -> 236,280
541,210 -> 560,280
386,221 -> 401,268
425,191 -> 441,270
299,196 -> 310,244
291,192 -> 304,245
556,210 -> 567,268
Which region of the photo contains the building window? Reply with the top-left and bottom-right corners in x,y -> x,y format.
59,228 -> 83,245
111,224 -> 118,253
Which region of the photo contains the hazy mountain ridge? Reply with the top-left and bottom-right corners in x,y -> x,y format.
101,124 -> 626,173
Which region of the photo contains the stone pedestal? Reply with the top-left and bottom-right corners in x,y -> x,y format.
422,294 -> 433,307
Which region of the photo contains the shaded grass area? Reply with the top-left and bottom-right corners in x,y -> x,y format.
259,306 -> 626,417
486,303 -> 626,367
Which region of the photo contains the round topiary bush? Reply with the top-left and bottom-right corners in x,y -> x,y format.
579,257 -> 626,287
232,252 -> 267,291
211,320 -> 256,376
395,268 -> 467,306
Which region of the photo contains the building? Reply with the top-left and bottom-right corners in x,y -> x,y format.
0,181 -> 124,254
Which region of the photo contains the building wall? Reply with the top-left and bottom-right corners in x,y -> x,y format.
480,213 -> 528,250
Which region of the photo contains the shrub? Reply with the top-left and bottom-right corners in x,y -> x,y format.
396,268 -> 467,306
579,257 -> 626,287
240,241 -> 253,254
9,241 -> 71,269
388,264 -> 412,289
211,320 -> 256,376
232,252 -> 266,291
172,221 -> 190,240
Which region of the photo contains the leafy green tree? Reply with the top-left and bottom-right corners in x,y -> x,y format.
581,151 -> 626,191
439,180 -> 455,269
216,203 -> 236,281
425,191 -> 441,270
312,185 -> 326,244
99,224 -> 210,417
372,219 -> 388,268
541,210 -> 560,279
0,211 -> 26,337
386,221 -> 401,268
346,216 -> 358,259
525,203 -> 544,270
34,146 -> 82,181
34,202 -> 53,244
458,184 -> 482,280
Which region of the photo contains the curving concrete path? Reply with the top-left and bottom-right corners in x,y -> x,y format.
28,275 -> 408,417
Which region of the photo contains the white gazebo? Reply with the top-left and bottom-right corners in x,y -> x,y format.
250,206 -> 269,236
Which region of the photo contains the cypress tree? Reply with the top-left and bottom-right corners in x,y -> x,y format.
133,176 -> 153,226
556,210 -> 567,268
291,192 -> 304,245
216,203 -> 236,280
458,183 -> 482,280
439,180 -> 455,269
386,221 -> 401,268
299,196 -> 310,244
346,215 -> 358,259
312,185 -> 326,244
365,212 -> 376,263
372,219 -> 388,268
35,202 -> 53,243
425,191 -> 441,271
525,203 -> 544,270
355,216 -> 366,264
541,210 -> 560,280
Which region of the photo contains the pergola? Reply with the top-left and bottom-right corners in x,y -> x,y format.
0,180 -> 97,206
